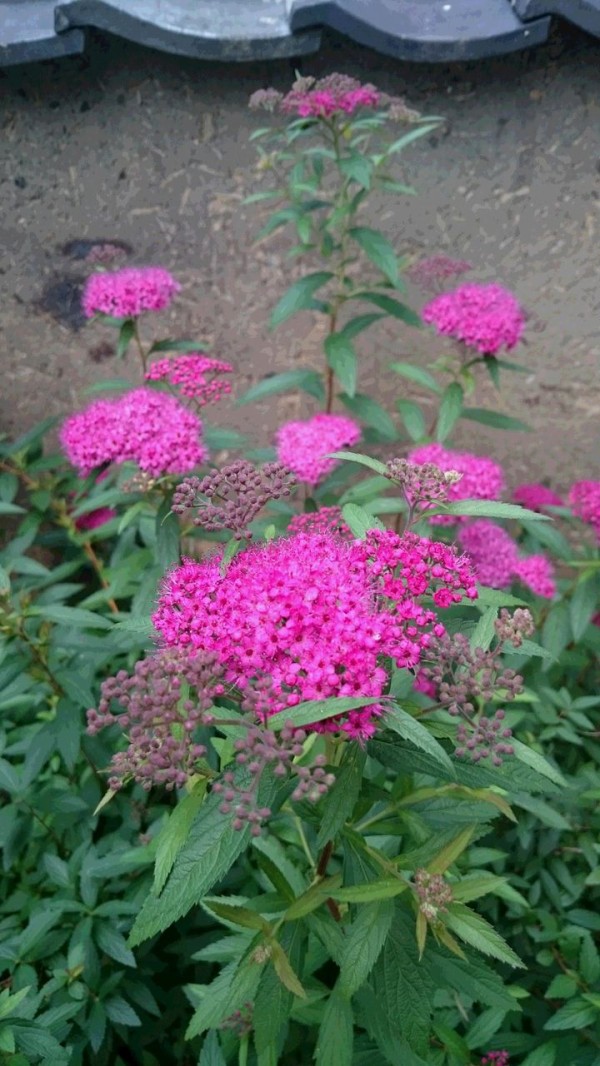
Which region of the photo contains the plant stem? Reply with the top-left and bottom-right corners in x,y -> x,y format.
132,320 -> 147,375
294,816 -> 316,871
82,540 -> 119,614
238,1037 -> 249,1066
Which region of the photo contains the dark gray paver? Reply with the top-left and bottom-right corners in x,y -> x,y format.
515,0 -> 600,36
0,0 -> 83,66
290,0 -> 551,62
54,0 -> 322,60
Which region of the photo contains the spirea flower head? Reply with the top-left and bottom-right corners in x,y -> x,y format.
458,519 -> 556,598
481,1053 -> 510,1066
386,457 -> 463,511
408,444 -> 504,523
82,266 -> 181,318
513,482 -> 563,512
422,282 -> 525,355
145,354 -> 234,406
276,413 -> 361,487
408,255 -> 472,293
569,480 -> 600,541
280,74 -> 380,118
60,386 -> 206,477
153,529 -> 478,739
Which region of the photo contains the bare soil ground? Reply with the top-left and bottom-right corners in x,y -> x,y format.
1,22 -> 599,491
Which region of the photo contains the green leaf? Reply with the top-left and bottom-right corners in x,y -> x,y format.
149,338 -> 207,354
317,745 -> 366,848
0,501 -> 25,515
462,407 -> 531,432
350,227 -> 398,285
340,313 -> 385,340
315,990 -> 354,1065
342,503 -> 385,540
521,1044 -> 558,1066
511,739 -> 566,788
0,564 -> 10,594
198,1030 -> 227,1066
389,362 -> 441,393
237,369 -> 325,406
353,292 -> 421,328
370,904 -> 434,1056
437,500 -> 550,521
270,272 -> 333,327
339,900 -> 394,998
545,975 -> 578,1000
544,998 -> 598,1031
203,900 -> 271,933
270,940 -> 306,998
254,926 -> 301,1066
95,924 -> 136,967
220,537 -> 243,576
427,827 -> 477,875
339,475 -> 391,505
396,400 -> 426,442
325,333 -> 357,397
270,696 -> 384,732
327,451 -> 387,475
445,904 -> 524,968
465,1006 -> 509,1050
451,874 -> 508,903
153,784 -> 207,896
129,784 -> 253,946
435,382 -> 464,441
475,587 -> 528,608
116,318 -> 135,360
384,704 -> 454,773
470,605 -> 498,651
386,124 -> 440,155
156,500 -> 180,573
340,393 -> 397,441
33,605 -> 114,630
284,875 -> 343,920
105,996 -> 141,1027
331,881 -> 408,904
340,155 -> 373,189
512,794 -> 570,830
570,574 -> 600,641
186,960 -> 262,1039
203,426 -> 247,451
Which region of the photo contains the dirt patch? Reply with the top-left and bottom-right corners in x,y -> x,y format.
0,24 -> 598,492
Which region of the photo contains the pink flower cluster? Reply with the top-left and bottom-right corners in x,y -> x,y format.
60,387 -> 206,478
513,482 -> 563,512
481,1053 -> 509,1066
82,266 -> 181,319
408,255 -> 472,293
75,507 -> 117,532
152,529 -> 478,739
408,443 -> 504,522
569,480 -> 600,541
458,519 -> 556,598
280,75 -> 380,118
288,506 -> 351,538
145,354 -> 234,406
276,413 -> 361,487
422,282 -> 525,355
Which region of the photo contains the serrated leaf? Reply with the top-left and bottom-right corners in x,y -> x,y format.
104,996 -> 141,1027
33,605 -> 114,630
203,900 -> 271,933
511,740 -> 566,788
270,940 -> 306,998
384,704 -> 454,773
284,875 -> 342,920
340,313 -> 385,339
331,880 -> 409,904
269,696 -> 383,732
327,451 -> 387,475
270,272 -> 333,327
445,904 -> 524,968
520,1044 -> 558,1066
437,500 -> 550,521
198,1030 -> 227,1066
153,784 -> 207,896
353,291 -> 421,328
389,362 -> 441,393
435,382 -> 464,441
339,899 -> 394,997
544,998 -> 597,1030
316,745 -> 366,848
315,989 -> 353,1065
156,499 -> 180,573
470,605 -> 498,651
340,155 -> 373,189
325,333 -> 357,397
237,369 -> 325,405
350,227 -> 398,285
95,924 -> 136,967
340,392 -> 398,441
427,827 -> 477,875
451,874 -> 508,904
186,960 -> 262,1039
342,502 -> 385,539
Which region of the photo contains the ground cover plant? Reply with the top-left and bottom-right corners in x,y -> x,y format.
0,73 -> 599,1066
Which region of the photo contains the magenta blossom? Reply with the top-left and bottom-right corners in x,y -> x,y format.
75,507 -> 117,532
513,482 -> 563,512
481,1053 -> 509,1066
422,282 -> 525,355
279,75 -> 380,118
145,354 -> 234,406
408,443 -> 505,523
153,529 -> 477,740
569,480 -> 600,541
82,266 -> 181,318
60,386 -> 206,478
459,519 -> 555,598
276,413 -> 361,487
288,506 -> 351,539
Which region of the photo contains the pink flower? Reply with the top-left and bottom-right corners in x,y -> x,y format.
82,266 -> 181,318
152,529 -> 477,739
458,520 -> 519,589
513,482 -> 563,512
513,555 -> 556,599
276,414 -> 361,487
60,387 -> 206,477
481,1053 -> 509,1066
569,480 -> 600,541
281,75 -> 380,118
422,282 -> 525,355
75,507 -> 117,532
408,255 -> 472,292
288,506 -> 351,538
408,443 -> 505,523
459,519 -> 555,598
145,354 -> 234,406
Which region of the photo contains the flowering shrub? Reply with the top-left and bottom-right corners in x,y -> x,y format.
0,71 -> 598,1066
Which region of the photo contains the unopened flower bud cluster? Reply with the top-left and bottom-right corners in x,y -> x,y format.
414,868 -> 453,921
172,460 -> 295,539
